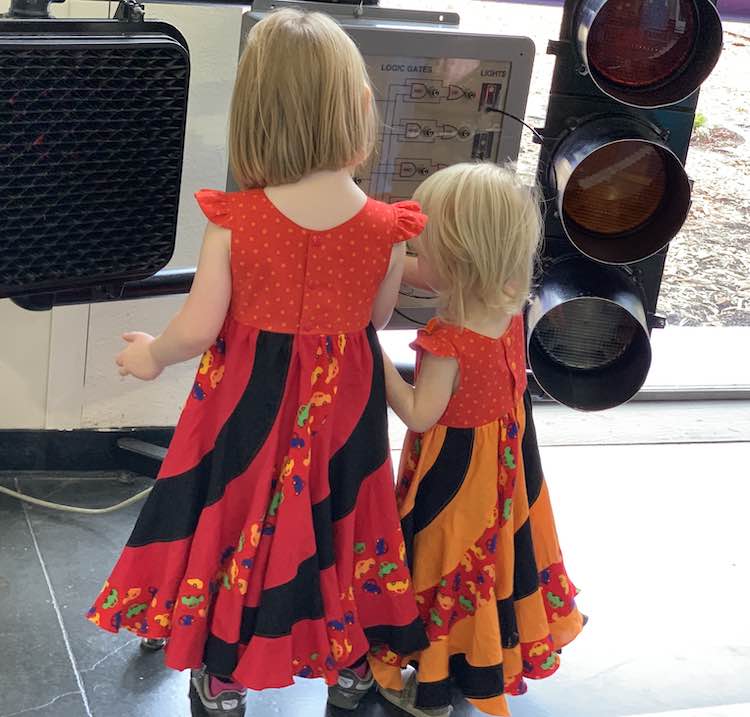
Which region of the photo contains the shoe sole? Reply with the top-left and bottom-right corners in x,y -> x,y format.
377,685 -> 452,717
188,681 -> 246,717
189,682 -> 209,717
140,638 -> 167,652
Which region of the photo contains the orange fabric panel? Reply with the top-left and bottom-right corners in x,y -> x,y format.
529,481 -> 563,570
467,694 -> 511,716
410,424 -> 500,592
550,608 -> 585,651
514,592 -> 556,643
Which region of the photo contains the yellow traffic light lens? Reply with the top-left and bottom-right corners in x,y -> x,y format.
587,0 -> 697,90
553,115 -> 693,264
563,141 -> 667,236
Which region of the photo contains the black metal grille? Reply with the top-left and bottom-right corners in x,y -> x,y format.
534,299 -> 637,371
0,29 -> 189,298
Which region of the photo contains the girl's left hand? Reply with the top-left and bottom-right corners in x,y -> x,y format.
116,332 -> 163,381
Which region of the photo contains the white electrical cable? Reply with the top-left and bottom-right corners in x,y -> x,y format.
0,484 -> 152,514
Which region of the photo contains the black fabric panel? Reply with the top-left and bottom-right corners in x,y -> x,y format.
239,554 -> 324,641
312,495 -> 334,570
203,633 -> 239,678
412,427 -> 474,533
205,597 -> 428,675
128,331 -> 293,547
328,324 -> 388,522
521,388 -> 544,507
497,597 -> 519,649
450,654 -> 505,699
401,512 -> 415,572
513,518 -> 539,601
364,617 -> 428,655
415,655 -> 505,709
415,677 -> 452,710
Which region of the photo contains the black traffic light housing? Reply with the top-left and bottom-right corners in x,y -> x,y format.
0,9 -> 190,308
528,0 -> 722,410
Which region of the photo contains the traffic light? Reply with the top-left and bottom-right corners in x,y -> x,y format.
0,15 -> 190,309
528,0 -> 723,411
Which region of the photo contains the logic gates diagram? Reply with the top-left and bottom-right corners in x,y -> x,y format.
357,55 -> 513,203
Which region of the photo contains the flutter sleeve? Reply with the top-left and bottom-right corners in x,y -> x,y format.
195,189 -> 234,229
392,200 -> 428,244
409,319 -> 458,359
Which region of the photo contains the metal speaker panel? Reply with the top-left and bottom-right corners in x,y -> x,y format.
0,20 -> 190,299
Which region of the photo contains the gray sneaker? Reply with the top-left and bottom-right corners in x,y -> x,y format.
327,667 -> 375,710
378,671 -> 452,717
189,667 -> 247,717
140,637 -> 167,651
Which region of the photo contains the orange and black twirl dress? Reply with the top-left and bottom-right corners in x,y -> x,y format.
86,189 -> 430,690
370,316 -> 585,716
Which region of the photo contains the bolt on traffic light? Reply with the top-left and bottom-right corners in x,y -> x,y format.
528,0 -> 723,411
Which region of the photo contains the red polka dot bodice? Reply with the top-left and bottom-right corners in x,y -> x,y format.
412,315 -> 528,427
196,189 -> 427,334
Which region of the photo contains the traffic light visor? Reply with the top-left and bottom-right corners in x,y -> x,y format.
553,118 -> 691,264
527,258 -> 652,411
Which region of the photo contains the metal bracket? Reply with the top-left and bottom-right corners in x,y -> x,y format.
648,312 -> 667,329
546,39 -> 569,56
114,0 -> 145,22
251,0 -> 460,25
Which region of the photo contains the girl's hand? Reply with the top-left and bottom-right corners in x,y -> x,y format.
116,332 -> 163,381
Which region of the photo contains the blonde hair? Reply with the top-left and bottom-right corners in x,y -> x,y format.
414,162 -> 542,327
229,9 -> 377,188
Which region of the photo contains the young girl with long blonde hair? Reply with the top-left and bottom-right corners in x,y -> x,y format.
86,9 -> 429,715
372,163 -> 585,717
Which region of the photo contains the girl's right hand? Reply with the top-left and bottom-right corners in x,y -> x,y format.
116,332 -> 164,381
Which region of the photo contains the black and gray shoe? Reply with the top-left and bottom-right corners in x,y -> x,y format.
189,667 -> 247,717
327,667 -> 375,710
379,671 -> 452,717
140,637 -> 167,651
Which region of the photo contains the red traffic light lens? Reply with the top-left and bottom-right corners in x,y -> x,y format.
576,0 -> 723,107
563,140 -> 667,237
587,0 -> 697,90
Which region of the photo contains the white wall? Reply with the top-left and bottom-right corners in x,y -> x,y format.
0,0 -> 243,429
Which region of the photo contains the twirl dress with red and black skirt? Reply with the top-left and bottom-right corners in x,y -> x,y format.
370,316 -> 585,716
87,188 -> 430,689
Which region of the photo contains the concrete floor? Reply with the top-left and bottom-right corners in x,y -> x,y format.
2,437 -> 749,717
